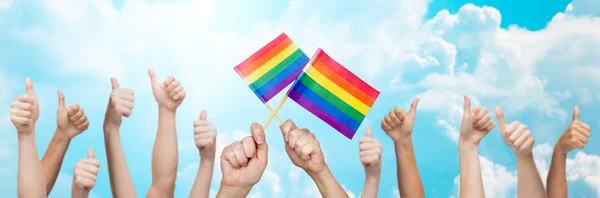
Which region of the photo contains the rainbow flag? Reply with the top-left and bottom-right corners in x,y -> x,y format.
234,33 -> 310,103
286,48 -> 380,139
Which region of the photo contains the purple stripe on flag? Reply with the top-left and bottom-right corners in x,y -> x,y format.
287,88 -> 356,139
258,65 -> 305,103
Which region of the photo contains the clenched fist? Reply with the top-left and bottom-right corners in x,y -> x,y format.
495,106 -> 535,155
10,78 -> 40,135
359,128 -> 382,177
555,107 -> 592,154
104,78 -> 134,131
459,96 -> 496,146
219,123 -> 268,197
72,148 -> 100,198
381,98 -> 420,143
280,120 -> 327,175
56,91 -> 89,139
148,68 -> 186,111
194,110 -> 217,160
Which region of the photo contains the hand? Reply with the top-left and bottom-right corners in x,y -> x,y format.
10,78 -> 40,136
104,78 -> 134,132
359,128 -> 382,177
72,148 -> 100,197
381,98 -> 419,143
219,123 -> 268,194
194,110 -> 217,160
148,68 -> 186,112
555,106 -> 592,154
459,95 -> 496,147
56,91 -> 90,139
280,120 -> 327,175
494,106 -> 535,156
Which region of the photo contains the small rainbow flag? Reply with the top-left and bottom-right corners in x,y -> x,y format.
286,48 -> 380,139
234,33 -> 310,103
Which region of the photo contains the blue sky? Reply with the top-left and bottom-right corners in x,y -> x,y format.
0,0 -> 599,197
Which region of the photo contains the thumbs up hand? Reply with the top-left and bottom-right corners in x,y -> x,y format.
148,68 -> 186,112
194,110 -> 217,160
459,96 -> 496,147
104,77 -> 135,132
555,107 -> 592,154
359,128 -> 382,177
494,106 -> 535,156
381,98 -> 420,143
72,148 -> 100,198
56,91 -> 90,139
10,78 -> 40,135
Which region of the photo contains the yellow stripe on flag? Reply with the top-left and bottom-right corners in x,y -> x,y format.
304,66 -> 370,115
244,43 -> 299,84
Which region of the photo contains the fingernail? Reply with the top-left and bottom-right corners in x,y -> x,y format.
174,96 -> 179,100
255,135 -> 264,144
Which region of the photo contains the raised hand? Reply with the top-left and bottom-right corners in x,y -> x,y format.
279,120 -> 326,174
459,95 -> 495,146
194,110 -> 217,160
104,78 -> 134,131
148,68 -> 186,112
381,99 -> 420,143
555,106 -> 591,154
495,106 -> 535,155
359,128 -> 382,177
72,148 -> 100,198
56,91 -> 89,139
11,78 -> 39,135
218,123 -> 268,197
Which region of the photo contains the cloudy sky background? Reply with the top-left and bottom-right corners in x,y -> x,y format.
0,0 -> 599,197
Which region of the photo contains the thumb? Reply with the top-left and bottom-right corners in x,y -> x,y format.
25,78 -> 35,96
280,120 -> 298,142
87,148 -> 95,159
148,68 -> 158,84
462,95 -> 471,119
58,90 -> 65,108
365,128 -> 372,137
111,77 -> 120,89
572,106 -> 580,121
408,98 -> 420,116
494,106 -> 507,128
200,110 -> 207,121
251,123 -> 268,160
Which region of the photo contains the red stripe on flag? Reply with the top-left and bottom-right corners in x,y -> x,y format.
234,33 -> 290,76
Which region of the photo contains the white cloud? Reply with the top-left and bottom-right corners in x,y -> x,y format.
436,119 -> 459,144
452,156 -> 517,197
566,152 -> 600,195
579,88 -> 591,103
565,0 -> 600,16
0,0 -> 12,10
553,90 -> 572,100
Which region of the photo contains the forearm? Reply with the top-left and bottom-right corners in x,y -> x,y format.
394,138 -> 424,198
216,184 -> 251,198
150,108 -> 178,191
189,158 -> 215,198
104,129 -> 137,197
18,134 -> 46,198
41,129 -> 71,195
458,143 -> 484,198
546,148 -> 567,198
360,174 -> 380,198
309,167 -> 349,198
71,178 -> 89,198
515,153 -> 547,198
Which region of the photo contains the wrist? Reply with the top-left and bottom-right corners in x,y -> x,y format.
458,136 -> 479,151
55,128 -> 74,141
515,152 -> 534,161
308,165 -> 332,182
394,137 -> 413,149
158,106 -> 177,115
365,171 -> 381,181
553,146 -> 568,156
216,183 -> 251,198
200,156 -> 216,165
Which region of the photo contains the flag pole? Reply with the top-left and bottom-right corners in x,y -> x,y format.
263,95 -> 288,130
265,103 -> 283,124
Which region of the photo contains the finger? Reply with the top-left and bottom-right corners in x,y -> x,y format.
360,143 -> 381,151
299,142 -> 315,160
475,114 -> 491,128
118,106 -> 132,117
70,108 -> 85,122
485,121 -> 496,132
513,130 -> 530,148
232,141 -> 248,167
494,106 -> 507,128
474,108 -> 488,123
87,148 -> 95,159
359,137 -> 376,144
73,115 -> 87,126
365,128 -> 372,137
519,136 -> 535,152
252,123 -> 268,161
11,115 -> 31,124
11,108 -> 31,118
384,115 -> 397,128
110,77 -> 120,89
408,98 -> 420,116
575,121 -> 592,132
200,110 -> 207,121
76,163 -> 99,175
77,120 -> 90,130
58,90 -> 65,108
288,129 -> 305,149
280,120 -> 298,142
67,104 -> 80,116
25,78 -> 35,96
509,124 -> 528,144
574,132 -> 589,144
463,95 -> 471,112
294,133 -> 313,155
166,80 -> 180,93
117,93 -> 135,102
75,176 -> 96,189
12,100 -> 32,110
574,141 -> 585,149
389,108 -> 404,126
121,100 -> 134,109
575,126 -> 591,138
163,75 -> 175,87
359,148 -> 381,158
241,136 -> 256,158
223,146 -> 239,168
381,120 -> 391,131
572,106 -> 580,121
251,122 -> 265,144
173,90 -> 186,101
148,68 -> 158,84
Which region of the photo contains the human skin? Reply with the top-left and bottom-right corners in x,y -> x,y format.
381,98 -> 424,198
546,106 -> 591,198
41,91 -> 90,195
72,148 -> 100,198
11,78 -> 45,198
216,123 -> 268,198
147,68 -> 186,198
358,128 -> 382,198
458,95 -> 496,198
103,77 -> 137,197
279,120 -> 348,198
189,110 -> 217,198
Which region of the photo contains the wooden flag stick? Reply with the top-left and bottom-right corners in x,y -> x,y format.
263,95 -> 289,130
265,103 -> 283,124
